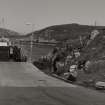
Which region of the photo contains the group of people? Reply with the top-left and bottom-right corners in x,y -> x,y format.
51,46 -> 80,82
40,44 -> 90,82
39,30 -> 100,82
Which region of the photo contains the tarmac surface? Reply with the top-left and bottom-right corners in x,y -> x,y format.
0,62 -> 104,105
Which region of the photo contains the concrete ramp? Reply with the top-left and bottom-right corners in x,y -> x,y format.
0,62 -> 76,87
0,62 -> 105,105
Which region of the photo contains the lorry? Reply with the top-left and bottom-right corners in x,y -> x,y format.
0,37 -> 27,62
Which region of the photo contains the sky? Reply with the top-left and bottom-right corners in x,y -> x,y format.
0,0 -> 105,34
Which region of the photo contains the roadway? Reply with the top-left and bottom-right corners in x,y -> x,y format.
0,62 -> 104,105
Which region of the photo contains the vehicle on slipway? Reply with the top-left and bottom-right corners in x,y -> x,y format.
0,37 -> 27,62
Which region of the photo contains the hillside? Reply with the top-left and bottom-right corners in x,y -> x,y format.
0,28 -> 20,38
26,24 -> 105,61
81,29 -> 105,61
27,23 -> 105,41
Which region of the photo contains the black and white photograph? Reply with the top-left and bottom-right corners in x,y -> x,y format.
0,0 -> 105,105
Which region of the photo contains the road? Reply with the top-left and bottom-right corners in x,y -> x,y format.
0,62 -> 104,105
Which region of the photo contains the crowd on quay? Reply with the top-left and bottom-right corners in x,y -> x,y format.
38,30 -> 101,82
39,44 -> 91,82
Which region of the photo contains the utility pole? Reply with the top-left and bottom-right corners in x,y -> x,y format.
2,17 -> 5,28
1,17 -> 5,38
26,23 -> 35,62
94,20 -> 97,26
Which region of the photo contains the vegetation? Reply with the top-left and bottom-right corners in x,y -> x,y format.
0,28 -> 20,37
